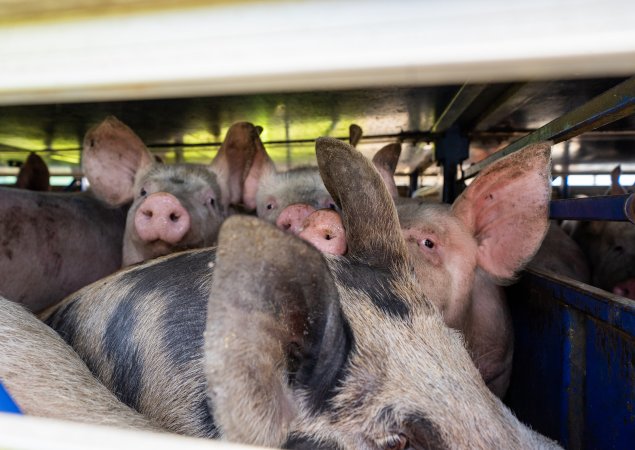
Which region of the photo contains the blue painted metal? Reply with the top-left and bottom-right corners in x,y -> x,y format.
506,268 -> 635,450
550,194 -> 635,223
0,381 -> 21,414
435,125 -> 469,203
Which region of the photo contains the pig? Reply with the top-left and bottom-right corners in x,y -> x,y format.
0,118 -> 259,312
0,186 -> 127,312
567,165 -> 635,299
287,142 -> 553,399
83,117 -> 262,267
43,137 -> 559,449
15,152 -> 50,191
272,124 -> 402,235
527,222 -> 591,283
0,296 -> 159,430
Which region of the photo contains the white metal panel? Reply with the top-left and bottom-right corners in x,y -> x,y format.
1,0 -> 635,105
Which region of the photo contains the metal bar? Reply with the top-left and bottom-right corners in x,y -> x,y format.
562,307 -> 586,450
435,126 -> 469,203
472,82 -> 541,131
431,83 -> 487,133
0,132 -> 436,154
550,193 -> 635,223
408,172 -> 419,197
524,268 -> 635,337
464,76 -> 635,178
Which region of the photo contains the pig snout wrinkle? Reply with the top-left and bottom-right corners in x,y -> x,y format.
135,192 -> 191,244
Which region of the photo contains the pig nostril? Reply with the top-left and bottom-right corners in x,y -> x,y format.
143,210 -> 153,218
169,213 -> 180,222
281,223 -> 291,231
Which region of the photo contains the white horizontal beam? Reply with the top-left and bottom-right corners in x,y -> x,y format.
0,412 -> 270,450
1,0 -> 635,105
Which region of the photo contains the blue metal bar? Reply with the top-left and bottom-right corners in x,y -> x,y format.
464,76 -> 635,178
524,268 -> 635,337
0,382 -> 21,414
549,193 -> 635,223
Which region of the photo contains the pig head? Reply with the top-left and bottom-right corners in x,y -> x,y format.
83,117 -> 260,266
44,137 -> 559,449
568,168 -> 635,299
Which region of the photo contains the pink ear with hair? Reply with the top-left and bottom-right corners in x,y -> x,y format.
210,122 -> 272,211
82,116 -> 154,206
372,143 -> 402,198
452,143 -> 552,282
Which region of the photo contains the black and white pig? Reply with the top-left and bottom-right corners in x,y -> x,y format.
43,137 -> 559,449
0,118 -> 259,312
0,296 -> 159,430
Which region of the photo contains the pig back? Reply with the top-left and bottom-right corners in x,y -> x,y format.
0,296 -> 158,430
42,248 -> 218,438
0,188 -> 127,312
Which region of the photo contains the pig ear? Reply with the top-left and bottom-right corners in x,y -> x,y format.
609,165 -> 627,196
240,131 -> 277,211
16,152 -> 50,191
81,116 -> 154,206
349,123 -> 363,147
372,143 -> 401,198
205,216 -> 348,447
452,142 -> 552,282
210,122 -> 271,210
316,137 -> 408,268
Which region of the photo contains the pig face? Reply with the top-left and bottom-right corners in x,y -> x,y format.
256,167 -> 338,224
271,134 -> 403,250
566,166 -> 635,299
82,117 -> 261,266
122,164 -> 224,266
571,220 -> 635,299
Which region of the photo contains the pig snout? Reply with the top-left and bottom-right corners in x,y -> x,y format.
276,203 -> 316,233
297,209 -> 347,256
134,192 -> 191,244
612,278 -> 635,300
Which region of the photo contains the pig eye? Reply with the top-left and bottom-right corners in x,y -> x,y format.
422,238 -> 434,249
328,202 -> 337,210
209,197 -> 215,207
266,203 -> 274,210
379,434 -> 408,450
140,188 -> 147,196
